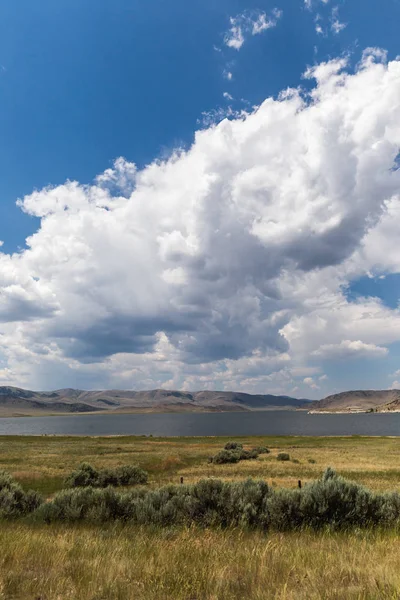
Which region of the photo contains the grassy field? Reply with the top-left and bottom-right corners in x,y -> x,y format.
1,523 -> 400,599
2,434 -> 400,599
2,434 -> 400,495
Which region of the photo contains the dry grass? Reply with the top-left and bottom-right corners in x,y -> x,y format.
1,434 -> 400,495
2,435 -> 400,598
1,523 -> 400,599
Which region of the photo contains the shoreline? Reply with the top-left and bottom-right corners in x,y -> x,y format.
1,407 -> 399,419
308,410 -> 400,414
0,407 -> 304,419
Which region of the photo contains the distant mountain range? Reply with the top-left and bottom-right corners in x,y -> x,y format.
2,386 -> 399,417
0,387 -> 311,416
308,390 -> 400,413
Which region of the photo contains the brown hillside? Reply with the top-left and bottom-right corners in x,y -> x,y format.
309,390 -> 400,412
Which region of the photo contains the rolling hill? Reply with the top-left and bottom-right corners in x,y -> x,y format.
0,386 -> 311,417
308,390 -> 400,413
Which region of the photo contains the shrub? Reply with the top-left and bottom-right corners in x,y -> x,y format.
224,442 -> 243,451
308,459 -> 316,464
65,463 -> 148,488
238,449 -> 259,460
65,463 -> 100,488
266,488 -> 303,531
210,447 -> 259,464
35,478 -> 272,529
0,470 -> 43,519
0,471 -> 16,489
299,469 -> 384,530
322,467 -> 337,481
254,446 -> 270,454
210,450 -> 241,464
35,487 -> 128,524
114,465 -> 148,486
265,469 -> 399,532
378,491 -> 400,526
277,453 -> 290,462
29,469 -> 400,531
189,478 -> 270,529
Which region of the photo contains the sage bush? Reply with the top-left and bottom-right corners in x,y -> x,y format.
0,471 -> 43,519
30,469 -> 400,532
65,463 -> 148,488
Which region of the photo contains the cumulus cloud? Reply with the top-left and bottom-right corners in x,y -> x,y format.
312,340 -> 389,360
224,9 -> 282,50
1,50 -> 400,394
95,157 -> 137,197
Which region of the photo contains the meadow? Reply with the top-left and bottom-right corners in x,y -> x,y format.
2,434 -> 400,599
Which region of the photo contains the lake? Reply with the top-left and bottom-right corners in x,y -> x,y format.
0,410 -> 400,436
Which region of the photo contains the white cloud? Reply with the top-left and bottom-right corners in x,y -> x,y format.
251,9 -> 282,34
305,0 -> 330,10
223,70 -> 233,81
1,51 -> 400,394
223,92 -> 234,101
331,6 -> 346,34
312,340 -> 389,360
291,366 -> 321,377
307,3 -> 345,37
95,157 -> 137,196
304,377 -> 320,390
358,48 -> 389,74
225,22 -> 245,50
198,106 -> 244,127
224,9 -> 282,51
314,14 -> 325,36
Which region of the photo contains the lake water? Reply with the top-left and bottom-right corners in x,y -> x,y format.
0,411 -> 400,436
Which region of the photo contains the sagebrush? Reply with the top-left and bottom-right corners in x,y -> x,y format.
224,442 -> 243,451
33,468 -> 400,531
65,463 -> 148,488
209,446 -> 260,464
0,470 -> 43,518
3,468 -> 400,532
277,453 -> 290,462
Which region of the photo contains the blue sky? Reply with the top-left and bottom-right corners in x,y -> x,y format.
0,0 -> 400,396
1,0 -> 398,251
